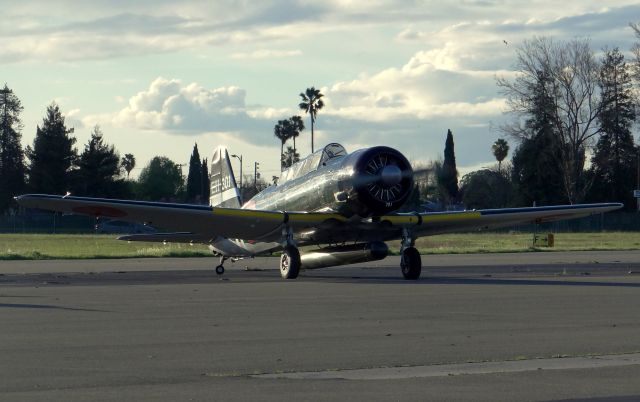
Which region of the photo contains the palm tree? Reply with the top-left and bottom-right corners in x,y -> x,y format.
274,119 -> 291,171
491,139 -> 509,173
120,153 -> 136,179
299,87 -> 324,153
288,115 -> 305,153
281,146 -> 300,169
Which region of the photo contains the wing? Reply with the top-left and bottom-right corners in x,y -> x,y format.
377,203 -> 624,238
14,194 -> 348,245
14,195 -> 623,246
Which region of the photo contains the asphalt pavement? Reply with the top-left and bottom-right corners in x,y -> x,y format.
1,251 -> 640,401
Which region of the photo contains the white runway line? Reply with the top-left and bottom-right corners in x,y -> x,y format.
252,353 -> 640,380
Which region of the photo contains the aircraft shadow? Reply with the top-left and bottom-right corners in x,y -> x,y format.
303,274 -> 640,288
0,303 -> 109,312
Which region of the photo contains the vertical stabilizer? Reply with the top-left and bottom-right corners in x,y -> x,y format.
210,147 -> 241,208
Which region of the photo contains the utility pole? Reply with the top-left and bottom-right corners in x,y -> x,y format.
254,162 -> 260,189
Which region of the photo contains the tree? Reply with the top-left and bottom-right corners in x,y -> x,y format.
201,158 -> 210,205
631,23 -> 640,85
120,153 -> 136,179
460,169 -> 512,209
75,125 -> 123,197
26,102 -> 76,195
0,84 -> 26,213
137,156 -> 184,201
511,131 -> 565,206
186,143 -> 203,203
281,146 -> 300,169
509,67 -> 568,206
491,139 -> 510,173
497,37 -> 602,203
588,48 -> 637,209
299,87 -> 324,153
289,115 -> 305,152
274,119 -> 290,171
438,129 -> 458,202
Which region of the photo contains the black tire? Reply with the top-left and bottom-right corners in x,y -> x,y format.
401,247 -> 421,280
280,246 -> 301,279
215,265 -> 225,275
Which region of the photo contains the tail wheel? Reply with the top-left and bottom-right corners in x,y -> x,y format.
280,246 -> 301,279
401,247 -> 421,280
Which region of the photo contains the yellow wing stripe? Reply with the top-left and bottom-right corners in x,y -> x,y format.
288,213 -> 347,223
212,208 -> 282,220
213,208 -> 347,223
381,211 -> 482,225
422,211 -> 482,223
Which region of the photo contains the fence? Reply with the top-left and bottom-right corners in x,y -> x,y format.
1,211 -> 640,234
0,212 -> 97,234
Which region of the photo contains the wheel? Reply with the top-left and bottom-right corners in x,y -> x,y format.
280,246 -> 301,279
215,265 -> 225,275
401,247 -> 421,280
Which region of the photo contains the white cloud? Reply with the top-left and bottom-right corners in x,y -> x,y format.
324,43 -> 505,123
110,77 -> 250,130
230,49 -> 303,59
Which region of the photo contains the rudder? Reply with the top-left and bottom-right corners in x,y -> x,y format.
210,147 -> 241,208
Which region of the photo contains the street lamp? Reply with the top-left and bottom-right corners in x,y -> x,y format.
231,154 -> 243,204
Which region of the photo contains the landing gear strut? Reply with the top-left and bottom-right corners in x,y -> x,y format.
215,256 -> 227,275
400,229 -> 421,280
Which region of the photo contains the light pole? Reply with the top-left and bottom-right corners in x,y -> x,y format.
254,161 -> 260,189
231,154 -> 243,204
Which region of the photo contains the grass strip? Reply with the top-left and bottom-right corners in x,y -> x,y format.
0,232 -> 638,260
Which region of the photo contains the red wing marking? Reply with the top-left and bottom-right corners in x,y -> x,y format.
73,206 -> 127,218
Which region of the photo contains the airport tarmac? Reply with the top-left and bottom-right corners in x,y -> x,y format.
1,251 -> 640,401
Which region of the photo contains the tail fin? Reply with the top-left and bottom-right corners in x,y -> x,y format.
210,147 -> 242,208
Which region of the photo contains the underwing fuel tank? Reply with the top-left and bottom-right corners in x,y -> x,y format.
300,241 -> 389,270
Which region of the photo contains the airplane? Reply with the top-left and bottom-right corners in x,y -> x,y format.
15,143 -> 622,280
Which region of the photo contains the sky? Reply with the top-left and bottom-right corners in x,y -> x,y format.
2,0 -> 639,181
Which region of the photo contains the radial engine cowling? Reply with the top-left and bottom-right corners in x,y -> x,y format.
348,146 -> 414,216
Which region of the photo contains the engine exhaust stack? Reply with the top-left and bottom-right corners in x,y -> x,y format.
300,241 -> 388,270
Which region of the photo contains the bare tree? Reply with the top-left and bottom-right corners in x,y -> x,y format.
497,37 -> 602,203
631,23 -> 640,105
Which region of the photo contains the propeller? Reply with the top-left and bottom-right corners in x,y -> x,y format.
351,147 -> 414,213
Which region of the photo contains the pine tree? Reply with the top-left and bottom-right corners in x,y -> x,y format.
439,129 -> 459,203
511,69 -> 566,206
186,143 -> 203,203
0,84 -> 26,213
201,158 -> 210,204
75,125 -> 122,197
589,48 -> 637,208
26,103 -> 76,194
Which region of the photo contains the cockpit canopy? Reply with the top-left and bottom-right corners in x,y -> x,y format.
279,143 -> 347,185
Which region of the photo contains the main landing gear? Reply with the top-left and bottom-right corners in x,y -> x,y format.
400,229 -> 421,280
215,256 -> 227,275
280,245 -> 301,279
279,226 -> 301,279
